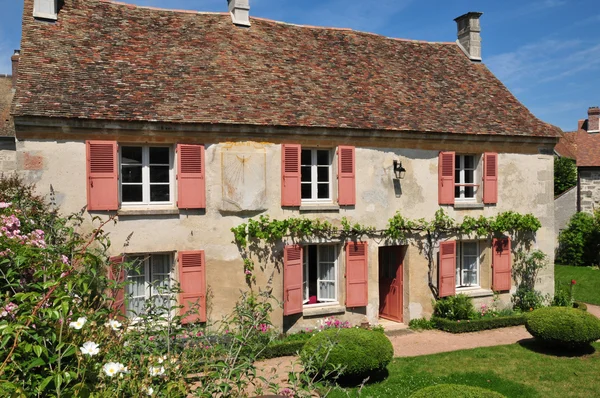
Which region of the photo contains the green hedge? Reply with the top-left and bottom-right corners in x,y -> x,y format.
258,340 -> 307,359
573,301 -> 588,311
431,315 -> 526,333
526,306 -> 600,348
410,384 -> 506,398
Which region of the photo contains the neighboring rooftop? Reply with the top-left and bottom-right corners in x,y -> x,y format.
556,107 -> 600,167
13,0 -> 561,138
0,76 -> 15,138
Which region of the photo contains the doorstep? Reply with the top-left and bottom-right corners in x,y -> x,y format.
379,318 -> 413,337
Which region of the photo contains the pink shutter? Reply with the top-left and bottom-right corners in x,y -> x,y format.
438,151 -> 455,205
177,144 -> 206,209
338,146 -> 356,206
283,245 -> 303,315
108,255 -> 126,317
281,144 -> 301,207
483,152 -> 498,204
438,241 -> 456,298
86,141 -> 118,211
492,238 -> 511,292
345,241 -> 368,307
178,250 -> 207,323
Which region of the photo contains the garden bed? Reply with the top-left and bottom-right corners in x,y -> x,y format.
431,315 -> 526,333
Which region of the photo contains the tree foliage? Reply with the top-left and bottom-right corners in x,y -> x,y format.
554,156 -> 577,196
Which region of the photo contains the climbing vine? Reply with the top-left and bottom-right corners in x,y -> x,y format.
231,209 -> 542,297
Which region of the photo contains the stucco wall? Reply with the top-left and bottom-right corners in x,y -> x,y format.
15,135 -> 555,330
554,186 -> 577,242
579,168 -> 600,214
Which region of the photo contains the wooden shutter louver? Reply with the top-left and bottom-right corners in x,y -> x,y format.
438,152 -> 455,205
86,141 -> 118,211
281,144 -> 301,207
108,255 -> 126,318
438,241 -> 456,298
177,144 -> 206,209
492,238 -> 511,292
483,152 -> 498,204
345,241 -> 368,307
338,146 -> 356,206
178,250 -> 206,323
283,245 -> 303,315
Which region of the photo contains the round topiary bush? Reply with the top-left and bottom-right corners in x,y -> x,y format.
300,327 -> 393,381
526,306 -> 600,348
410,384 -> 506,398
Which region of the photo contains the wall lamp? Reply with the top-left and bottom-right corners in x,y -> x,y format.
393,160 -> 406,179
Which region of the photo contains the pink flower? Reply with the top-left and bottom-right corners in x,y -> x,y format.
244,270 -> 252,275
61,255 -> 70,265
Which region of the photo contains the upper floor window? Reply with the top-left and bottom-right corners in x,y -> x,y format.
455,241 -> 479,288
120,146 -> 174,206
455,155 -> 479,201
301,149 -> 332,202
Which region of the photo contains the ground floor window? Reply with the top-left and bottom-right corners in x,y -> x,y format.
126,253 -> 173,318
303,245 -> 338,305
455,241 -> 479,288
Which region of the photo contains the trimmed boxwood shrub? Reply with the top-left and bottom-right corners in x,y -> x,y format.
526,306 -> 600,348
258,340 -> 308,359
431,315 -> 526,333
410,384 -> 506,398
300,327 -> 393,381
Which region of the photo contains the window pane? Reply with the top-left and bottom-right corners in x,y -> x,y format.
464,170 -> 474,183
149,147 -> 169,164
122,165 -> 142,183
301,166 -> 311,182
122,185 -> 143,202
464,156 -> 475,169
152,254 -> 170,274
317,184 -> 329,199
319,281 -> 335,300
150,185 -> 170,202
127,297 -> 145,317
463,242 -> 478,256
301,149 -> 312,166
150,166 -> 170,183
455,186 -> 460,198
465,186 -> 475,198
317,166 -> 329,182
301,183 -> 312,199
121,147 -> 142,164
316,150 -> 329,166
319,245 -> 335,262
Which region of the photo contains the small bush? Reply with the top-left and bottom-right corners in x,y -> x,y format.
409,318 -> 434,330
525,306 -> 600,348
512,286 -> 544,312
431,315 -> 525,333
410,384 -> 506,398
557,212 -> 600,267
433,294 -> 475,320
552,284 -> 572,307
300,327 -> 393,382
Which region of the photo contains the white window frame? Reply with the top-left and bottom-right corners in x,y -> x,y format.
303,245 -> 338,306
301,148 -> 333,203
455,241 -> 480,288
120,145 -> 174,207
125,253 -> 174,319
455,154 -> 480,202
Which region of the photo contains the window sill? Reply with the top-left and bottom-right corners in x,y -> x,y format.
299,204 -> 340,212
454,202 -> 484,210
302,304 -> 346,317
117,208 -> 180,216
457,288 -> 494,298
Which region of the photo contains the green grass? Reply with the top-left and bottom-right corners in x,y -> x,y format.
328,343 -> 600,397
555,265 -> 600,305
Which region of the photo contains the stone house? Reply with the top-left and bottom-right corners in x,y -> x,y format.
0,52 -> 18,169
12,0 -> 560,330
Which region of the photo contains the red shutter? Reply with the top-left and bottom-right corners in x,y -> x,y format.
483,152 -> 498,204
283,245 -> 303,315
492,238 -> 511,292
178,250 -> 207,323
108,255 -> 126,317
438,152 -> 455,205
345,241 -> 368,307
281,144 -> 301,207
338,146 -> 356,206
438,241 -> 456,298
86,141 -> 118,211
177,144 -> 206,209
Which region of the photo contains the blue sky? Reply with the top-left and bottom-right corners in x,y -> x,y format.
1,0 -> 599,132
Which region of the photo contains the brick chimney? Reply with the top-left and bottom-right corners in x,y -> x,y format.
228,0 -> 250,27
454,12 -> 483,62
11,50 -> 20,89
588,107 -> 600,133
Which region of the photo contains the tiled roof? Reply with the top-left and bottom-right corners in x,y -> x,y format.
0,77 -> 15,138
13,0 -> 561,138
555,131 -> 577,159
576,130 -> 600,167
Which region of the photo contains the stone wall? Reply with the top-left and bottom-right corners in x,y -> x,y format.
578,168 -> 600,214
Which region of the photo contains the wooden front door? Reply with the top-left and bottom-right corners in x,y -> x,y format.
379,246 -> 405,322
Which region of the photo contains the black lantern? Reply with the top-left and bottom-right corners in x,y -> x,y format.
393,160 -> 406,179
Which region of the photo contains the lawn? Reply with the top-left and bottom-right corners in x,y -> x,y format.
555,265 -> 600,305
328,342 -> 600,397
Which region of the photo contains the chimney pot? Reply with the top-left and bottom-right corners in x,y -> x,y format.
11,50 -> 20,89
454,12 -> 483,62
228,0 -> 250,27
588,106 -> 600,133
